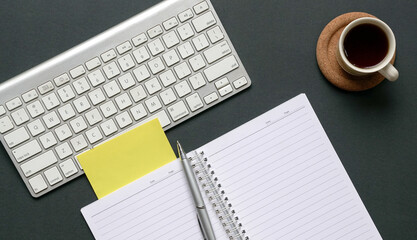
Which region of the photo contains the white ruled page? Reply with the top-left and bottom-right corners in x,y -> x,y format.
81,160 -> 228,240
197,94 -> 382,240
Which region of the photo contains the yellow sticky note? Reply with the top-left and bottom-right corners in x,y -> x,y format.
77,119 -> 176,199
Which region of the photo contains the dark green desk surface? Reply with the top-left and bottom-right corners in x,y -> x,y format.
1,0 -> 416,239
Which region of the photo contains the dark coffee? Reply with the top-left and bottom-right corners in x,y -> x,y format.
343,23 -> 389,68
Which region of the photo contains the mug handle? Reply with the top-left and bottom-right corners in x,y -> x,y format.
379,63 -> 399,82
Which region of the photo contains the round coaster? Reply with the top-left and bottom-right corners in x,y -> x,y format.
316,12 -> 395,91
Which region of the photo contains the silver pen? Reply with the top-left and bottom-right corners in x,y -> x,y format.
177,141 -> 216,240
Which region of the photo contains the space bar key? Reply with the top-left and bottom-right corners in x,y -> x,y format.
204,55 -> 239,82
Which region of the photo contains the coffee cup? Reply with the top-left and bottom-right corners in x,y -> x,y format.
337,17 -> 399,81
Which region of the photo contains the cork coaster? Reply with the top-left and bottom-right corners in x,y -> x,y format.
316,12 -> 395,91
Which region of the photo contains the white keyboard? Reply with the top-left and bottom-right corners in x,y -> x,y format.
0,0 -> 251,197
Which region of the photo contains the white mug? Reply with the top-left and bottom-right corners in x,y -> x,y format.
337,17 -> 399,81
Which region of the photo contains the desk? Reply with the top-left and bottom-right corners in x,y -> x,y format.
1,0 -> 416,239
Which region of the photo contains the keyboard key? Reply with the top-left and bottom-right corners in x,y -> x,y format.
178,42 -> 195,59
174,80 -> 192,97
0,105 -> 5,116
186,93 -> 204,112
12,140 -> 42,163
27,119 -> 45,137
204,41 -> 231,63
148,57 -> 165,75
189,54 -> 206,71
6,97 -> 22,111
57,85 -> 76,103
44,166 -> 63,185
70,135 -> 88,152
139,110 -> 171,128
192,11 -> 216,32
22,90 -> 38,103
163,17 -> 178,31
132,46 -> 150,64
100,101 -> 118,118
115,111 -> 133,129
193,1 -> 209,14
118,54 -> 135,72
204,55 -> 239,82
42,111 -> 61,129
100,119 -> 118,136
162,31 -> 180,48
103,62 -> 121,79
59,159 -> 78,178
85,57 -> 101,71
86,127 -> 103,144
115,93 -> 132,110
70,116 -> 88,134
69,65 -> 86,79
147,39 -> 165,56
145,96 -> 162,113
58,104 -> 76,121
103,80 -> 121,98
189,73 -> 206,90
42,92 -> 60,110
203,92 -> 218,104
73,77 -> 91,95
130,104 -> 147,121
73,96 -> 91,113
147,25 -> 163,39
218,84 -> 233,97
178,9 -> 194,22
55,142 -> 73,160
215,77 -> 229,89
207,26 -> 224,43
174,62 -> 192,79
167,101 -> 189,121
133,65 -> 151,82
21,150 -> 57,177
0,116 -> 14,134
28,174 -> 47,193
162,49 -> 180,67
38,81 -> 54,95
88,88 -> 106,106
160,88 -> 177,105
55,124 -> 73,141
118,73 -> 136,90
27,100 -> 45,118
129,85 -> 147,102
88,69 -> 106,87
4,127 -> 30,148
116,41 -> 133,55
159,70 -> 177,87
101,49 -> 117,63
85,109 -> 103,126
192,34 -> 209,51
39,132 -> 58,149
11,108 -> 29,126
233,77 -> 248,89
132,33 -> 147,47
177,23 -> 194,40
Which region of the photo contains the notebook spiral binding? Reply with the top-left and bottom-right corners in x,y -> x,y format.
191,151 -> 249,240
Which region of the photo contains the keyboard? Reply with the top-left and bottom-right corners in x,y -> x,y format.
0,0 -> 251,198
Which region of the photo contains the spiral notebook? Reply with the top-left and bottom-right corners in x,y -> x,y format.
81,94 -> 382,240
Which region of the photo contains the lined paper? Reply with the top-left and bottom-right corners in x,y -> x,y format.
82,94 -> 381,240
81,160 -> 228,240
196,94 -> 381,239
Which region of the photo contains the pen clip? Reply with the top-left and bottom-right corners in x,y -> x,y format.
197,214 -> 208,240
